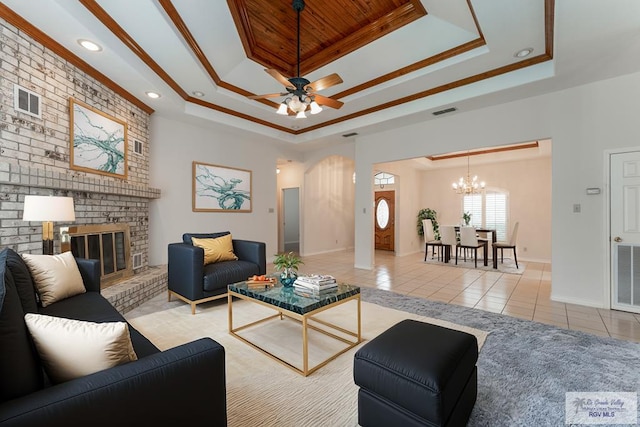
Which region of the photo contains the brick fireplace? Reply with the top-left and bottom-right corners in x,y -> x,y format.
0,17 -> 166,313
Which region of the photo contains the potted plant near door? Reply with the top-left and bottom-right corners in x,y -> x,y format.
273,251 -> 304,287
417,208 -> 439,239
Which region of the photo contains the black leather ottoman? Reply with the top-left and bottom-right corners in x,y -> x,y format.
353,319 -> 478,427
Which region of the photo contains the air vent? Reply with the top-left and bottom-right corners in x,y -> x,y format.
134,140 -> 143,155
342,132 -> 358,137
432,107 -> 457,116
132,253 -> 143,270
14,85 -> 41,119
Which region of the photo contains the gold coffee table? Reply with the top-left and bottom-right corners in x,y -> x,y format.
227,280 -> 361,376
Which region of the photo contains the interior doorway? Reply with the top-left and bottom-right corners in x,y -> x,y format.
282,187 -> 300,253
374,190 -> 395,251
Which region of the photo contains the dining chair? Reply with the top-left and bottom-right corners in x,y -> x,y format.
493,221 -> 519,268
423,219 -> 443,261
457,226 -> 488,268
439,225 -> 458,263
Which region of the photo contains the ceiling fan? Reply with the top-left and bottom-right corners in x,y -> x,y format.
248,0 -> 344,118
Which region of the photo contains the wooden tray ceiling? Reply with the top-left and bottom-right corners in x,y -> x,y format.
0,0 -> 561,141
227,0 -> 427,77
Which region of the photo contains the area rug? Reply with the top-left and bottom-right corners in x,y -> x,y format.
125,289 -> 640,426
125,293 -> 487,427
423,252 -> 525,275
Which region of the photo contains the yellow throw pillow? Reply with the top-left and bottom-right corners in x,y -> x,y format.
22,251 -> 86,307
24,313 -> 138,384
192,234 -> 238,265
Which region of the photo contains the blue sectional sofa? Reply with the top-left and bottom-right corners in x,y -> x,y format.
0,247 -> 227,427
168,232 -> 266,314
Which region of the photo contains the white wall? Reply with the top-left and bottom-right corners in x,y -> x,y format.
148,116 -> 284,265
302,155 -> 356,255
354,70 -> 640,308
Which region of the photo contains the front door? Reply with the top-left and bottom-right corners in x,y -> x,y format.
611,151 -> 640,313
374,190 -> 395,251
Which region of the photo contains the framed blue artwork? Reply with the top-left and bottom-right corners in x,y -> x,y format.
192,161 -> 252,212
70,98 -> 127,179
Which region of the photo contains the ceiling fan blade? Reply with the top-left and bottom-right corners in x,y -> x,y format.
265,69 -> 294,89
312,94 -> 344,110
304,73 -> 343,92
248,93 -> 285,100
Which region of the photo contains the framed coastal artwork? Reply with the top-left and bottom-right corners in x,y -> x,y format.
69,98 -> 128,179
192,161 -> 252,212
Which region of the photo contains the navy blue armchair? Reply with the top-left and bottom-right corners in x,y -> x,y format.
168,232 -> 266,314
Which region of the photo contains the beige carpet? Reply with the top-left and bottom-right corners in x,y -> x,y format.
125,293 -> 488,427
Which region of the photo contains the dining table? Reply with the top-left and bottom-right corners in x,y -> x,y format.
443,226 -> 498,269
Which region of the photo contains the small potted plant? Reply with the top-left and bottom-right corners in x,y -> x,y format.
273,251 -> 304,287
462,211 -> 472,226
417,208 -> 439,239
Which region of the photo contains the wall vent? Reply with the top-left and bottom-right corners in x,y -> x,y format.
14,85 -> 41,119
342,132 -> 358,137
132,253 -> 143,270
432,107 -> 457,116
134,140 -> 143,155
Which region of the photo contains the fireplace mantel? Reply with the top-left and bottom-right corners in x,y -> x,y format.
0,162 -> 160,199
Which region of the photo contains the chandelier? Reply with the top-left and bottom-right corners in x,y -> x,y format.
452,153 -> 485,194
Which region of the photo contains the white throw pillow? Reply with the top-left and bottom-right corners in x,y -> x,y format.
22,251 -> 86,307
24,313 -> 138,384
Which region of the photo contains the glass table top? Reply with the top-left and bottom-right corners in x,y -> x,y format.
228,280 -> 360,315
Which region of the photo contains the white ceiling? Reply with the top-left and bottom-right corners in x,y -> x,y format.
2,0 -> 640,150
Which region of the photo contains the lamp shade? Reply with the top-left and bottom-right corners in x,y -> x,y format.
23,196 -> 75,221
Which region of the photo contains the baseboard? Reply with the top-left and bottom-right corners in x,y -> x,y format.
302,247 -> 351,257
550,294 -> 606,309
519,256 -> 551,263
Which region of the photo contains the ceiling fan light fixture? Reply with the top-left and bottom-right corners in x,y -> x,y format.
277,102 -> 289,115
310,100 -> 322,114
250,0 -> 343,117
296,110 -> 307,119
287,95 -> 309,115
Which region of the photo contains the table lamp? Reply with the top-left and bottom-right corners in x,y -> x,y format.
22,195 -> 76,255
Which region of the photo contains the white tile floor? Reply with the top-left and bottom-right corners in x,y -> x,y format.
280,249 -> 640,343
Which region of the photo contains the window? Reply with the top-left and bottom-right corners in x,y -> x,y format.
374,172 -> 394,188
463,190 -> 508,240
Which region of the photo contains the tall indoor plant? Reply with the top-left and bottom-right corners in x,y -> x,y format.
417,208 -> 439,239
273,251 -> 304,287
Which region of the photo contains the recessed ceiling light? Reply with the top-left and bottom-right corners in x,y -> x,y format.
192,91 -> 205,97
78,39 -> 102,52
145,91 -> 161,99
514,48 -> 534,58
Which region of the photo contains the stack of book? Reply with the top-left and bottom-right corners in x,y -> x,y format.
293,274 -> 338,296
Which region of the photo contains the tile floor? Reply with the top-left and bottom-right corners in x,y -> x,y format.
278,249 -> 640,343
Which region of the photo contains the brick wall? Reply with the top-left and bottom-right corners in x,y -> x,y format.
0,18 -> 159,272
